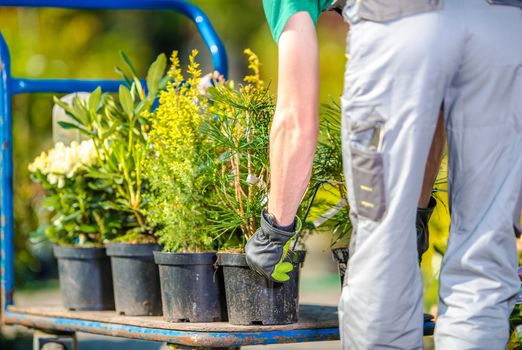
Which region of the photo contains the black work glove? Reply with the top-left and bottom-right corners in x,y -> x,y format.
245,209 -> 301,283
416,196 -> 436,263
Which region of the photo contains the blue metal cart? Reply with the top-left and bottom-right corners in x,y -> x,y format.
0,1 -> 434,348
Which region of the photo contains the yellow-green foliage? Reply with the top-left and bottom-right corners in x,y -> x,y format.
243,48 -> 264,89
509,303 -> 522,350
421,155 -> 450,311
146,50 -> 214,252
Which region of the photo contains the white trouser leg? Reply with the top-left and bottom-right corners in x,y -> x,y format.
338,5 -> 458,349
339,1 -> 522,349
435,2 -> 522,349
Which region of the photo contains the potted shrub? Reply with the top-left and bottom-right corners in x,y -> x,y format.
29,140 -> 116,310
53,53 -> 168,316
147,50 -> 226,323
205,50 -> 306,326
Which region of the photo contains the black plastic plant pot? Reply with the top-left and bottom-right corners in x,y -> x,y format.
153,251 -> 227,323
331,247 -> 349,286
53,245 -> 115,311
218,251 -> 306,326
106,243 -> 162,316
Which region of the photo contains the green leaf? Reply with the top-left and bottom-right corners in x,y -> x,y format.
88,87 -> 102,112
79,224 -> 97,233
158,75 -> 171,91
71,95 -> 90,125
119,51 -> 139,78
119,85 -> 134,117
133,77 -> 145,100
271,262 -> 293,282
146,53 -> 167,97
99,201 -> 114,210
57,121 -> 79,130
62,222 -> 77,232
57,121 -> 92,138
114,66 -> 132,87
53,97 -> 84,126
86,171 -> 115,180
133,99 -> 147,115
100,122 -> 119,139
76,127 -> 94,138
53,96 -> 74,114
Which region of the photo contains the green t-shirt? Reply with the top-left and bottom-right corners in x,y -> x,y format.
263,0 -> 332,43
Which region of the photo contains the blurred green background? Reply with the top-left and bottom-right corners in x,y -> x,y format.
0,0 -> 453,327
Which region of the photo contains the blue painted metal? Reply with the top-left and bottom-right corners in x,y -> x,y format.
0,32 -> 14,309
0,0 -> 227,315
11,79 -> 126,95
0,0 -> 228,79
4,310 -> 340,346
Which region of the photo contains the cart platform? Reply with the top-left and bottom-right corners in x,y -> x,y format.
4,305 -> 340,347
4,304 -> 435,347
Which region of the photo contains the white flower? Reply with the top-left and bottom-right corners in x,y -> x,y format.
53,216 -> 63,229
29,140 -> 98,181
47,174 -> 59,185
78,140 -> 97,166
28,151 -> 50,173
51,142 -> 73,176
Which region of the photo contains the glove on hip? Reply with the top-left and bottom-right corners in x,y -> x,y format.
416,196 -> 436,263
245,210 -> 301,283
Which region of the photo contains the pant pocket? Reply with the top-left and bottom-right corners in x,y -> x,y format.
350,146 -> 386,221
348,110 -> 387,221
486,0 -> 522,8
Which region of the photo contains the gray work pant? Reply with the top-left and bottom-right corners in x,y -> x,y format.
339,1 -> 522,349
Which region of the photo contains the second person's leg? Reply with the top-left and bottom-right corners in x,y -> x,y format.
338,7 -> 459,349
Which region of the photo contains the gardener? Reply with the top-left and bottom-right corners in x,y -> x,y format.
245,1 -> 441,289
246,0 -> 522,349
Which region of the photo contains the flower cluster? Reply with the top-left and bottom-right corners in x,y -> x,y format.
28,140 -> 98,188
27,139 -> 111,246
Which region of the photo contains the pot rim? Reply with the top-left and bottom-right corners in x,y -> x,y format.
153,251 -> 217,266
53,245 -> 107,259
106,243 -> 162,258
217,250 -> 306,267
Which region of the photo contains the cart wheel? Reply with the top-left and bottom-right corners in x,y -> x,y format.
41,342 -> 66,350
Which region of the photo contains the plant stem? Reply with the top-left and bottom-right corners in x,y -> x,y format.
133,208 -> 144,228
232,150 -> 247,235
246,110 -> 255,237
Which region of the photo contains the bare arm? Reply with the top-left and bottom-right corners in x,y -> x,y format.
418,110 -> 445,208
267,11 -> 320,226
